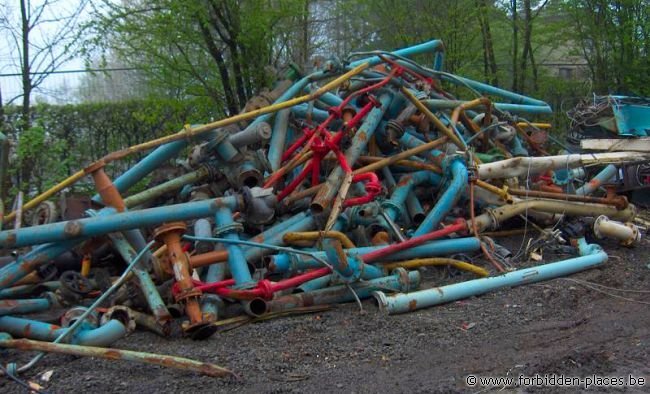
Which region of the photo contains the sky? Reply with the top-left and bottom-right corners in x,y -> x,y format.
0,0 -> 92,105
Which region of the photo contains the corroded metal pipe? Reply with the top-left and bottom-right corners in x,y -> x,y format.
0,337 -> 235,378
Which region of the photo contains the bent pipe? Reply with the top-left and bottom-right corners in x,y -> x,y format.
472,199 -> 637,232
414,157 -> 468,236
0,196 -> 241,249
374,238 -> 606,314
266,237 -> 481,274
0,316 -> 127,347
262,269 -> 421,316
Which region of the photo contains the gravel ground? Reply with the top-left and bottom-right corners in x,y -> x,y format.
1,235 -> 649,393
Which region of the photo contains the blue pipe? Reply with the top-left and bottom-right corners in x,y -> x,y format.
268,269 -> 421,312
423,99 -> 553,115
382,171 -> 441,222
0,316 -> 127,347
295,274 -> 332,293
0,298 -> 52,316
0,282 -> 59,299
441,75 -> 550,107
268,109 -> 290,171
290,104 -> 332,122
349,39 -> 444,68
100,228 -> 171,323
92,140 -> 187,203
575,165 -> 618,196
318,91 -> 344,107
244,213 -> 315,264
374,238 -> 606,314
0,196 -> 240,249
0,239 -> 87,290
324,243 -> 384,283
312,93 -> 393,211
414,157 -> 468,236
267,237 -> 481,274
215,207 -> 254,288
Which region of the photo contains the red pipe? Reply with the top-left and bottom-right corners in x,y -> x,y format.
173,268 -> 332,301
361,219 -> 467,263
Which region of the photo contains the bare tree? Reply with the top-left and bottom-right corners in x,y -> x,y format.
0,0 -> 88,192
0,0 -> 88,128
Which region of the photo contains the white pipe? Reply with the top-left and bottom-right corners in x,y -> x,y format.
593,215 -> 641,246
477,152 -> 650,179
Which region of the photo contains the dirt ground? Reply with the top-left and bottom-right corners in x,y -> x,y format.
1,234 -> 649,393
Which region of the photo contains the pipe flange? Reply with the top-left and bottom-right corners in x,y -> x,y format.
174,287 -> 203,304
100,306 -> 137,335
61,306 -> 99,329
153,222 -> 187,241
214,222 -> 244,236
592,215 -> 608,239
621,222 -> 641,247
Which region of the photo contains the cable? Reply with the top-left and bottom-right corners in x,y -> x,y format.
182,235 -> 334,271
555,278 -> 650,306
0,361 -> 50,394
559,278 -> 650,294
1,241 -> 155,377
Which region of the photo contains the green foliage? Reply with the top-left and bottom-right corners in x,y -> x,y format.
3,98 -> 219,201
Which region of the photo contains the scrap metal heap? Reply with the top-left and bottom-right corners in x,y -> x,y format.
0,39 -> 648,378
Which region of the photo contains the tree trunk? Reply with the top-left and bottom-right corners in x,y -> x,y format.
301,0 -> 310,68
512,0 -> 519,92
20,0 -> 32,130
520,0 -> 534,94
476,0 -> 499,86
197,21 -> 239,114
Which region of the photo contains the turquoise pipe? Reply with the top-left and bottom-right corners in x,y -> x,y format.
0,196 -> 241,249
0,298 -> 52,316
295,274 -> 332,293
382,171 -> 441,222
243,213 -> 315,264
374,238 -> 606,314
441,74 -> 550,107
268,109 -> 291,171
215,207 -> 254,288
0,316 -> 127,347
266,237 -> 481,274
414,157 -> 468,236
0,239 -> 88,290
267,269 -> 421,314
349,39 -> 444,68
575,164 -> 618,196
0,282 -> 59,299
423,99 -> 553,115
290,103 -> 331,122
311,93 -> 393,213
92,140 -> 188,204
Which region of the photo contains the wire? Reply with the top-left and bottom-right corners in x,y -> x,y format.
1,241 -> 155,377
559,278 -> 650,293
555,278 -> 650,306
0,361 -> 50,394
182,235 -> 334,271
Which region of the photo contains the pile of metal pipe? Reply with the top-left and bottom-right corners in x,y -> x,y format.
0,39 -> 647,379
